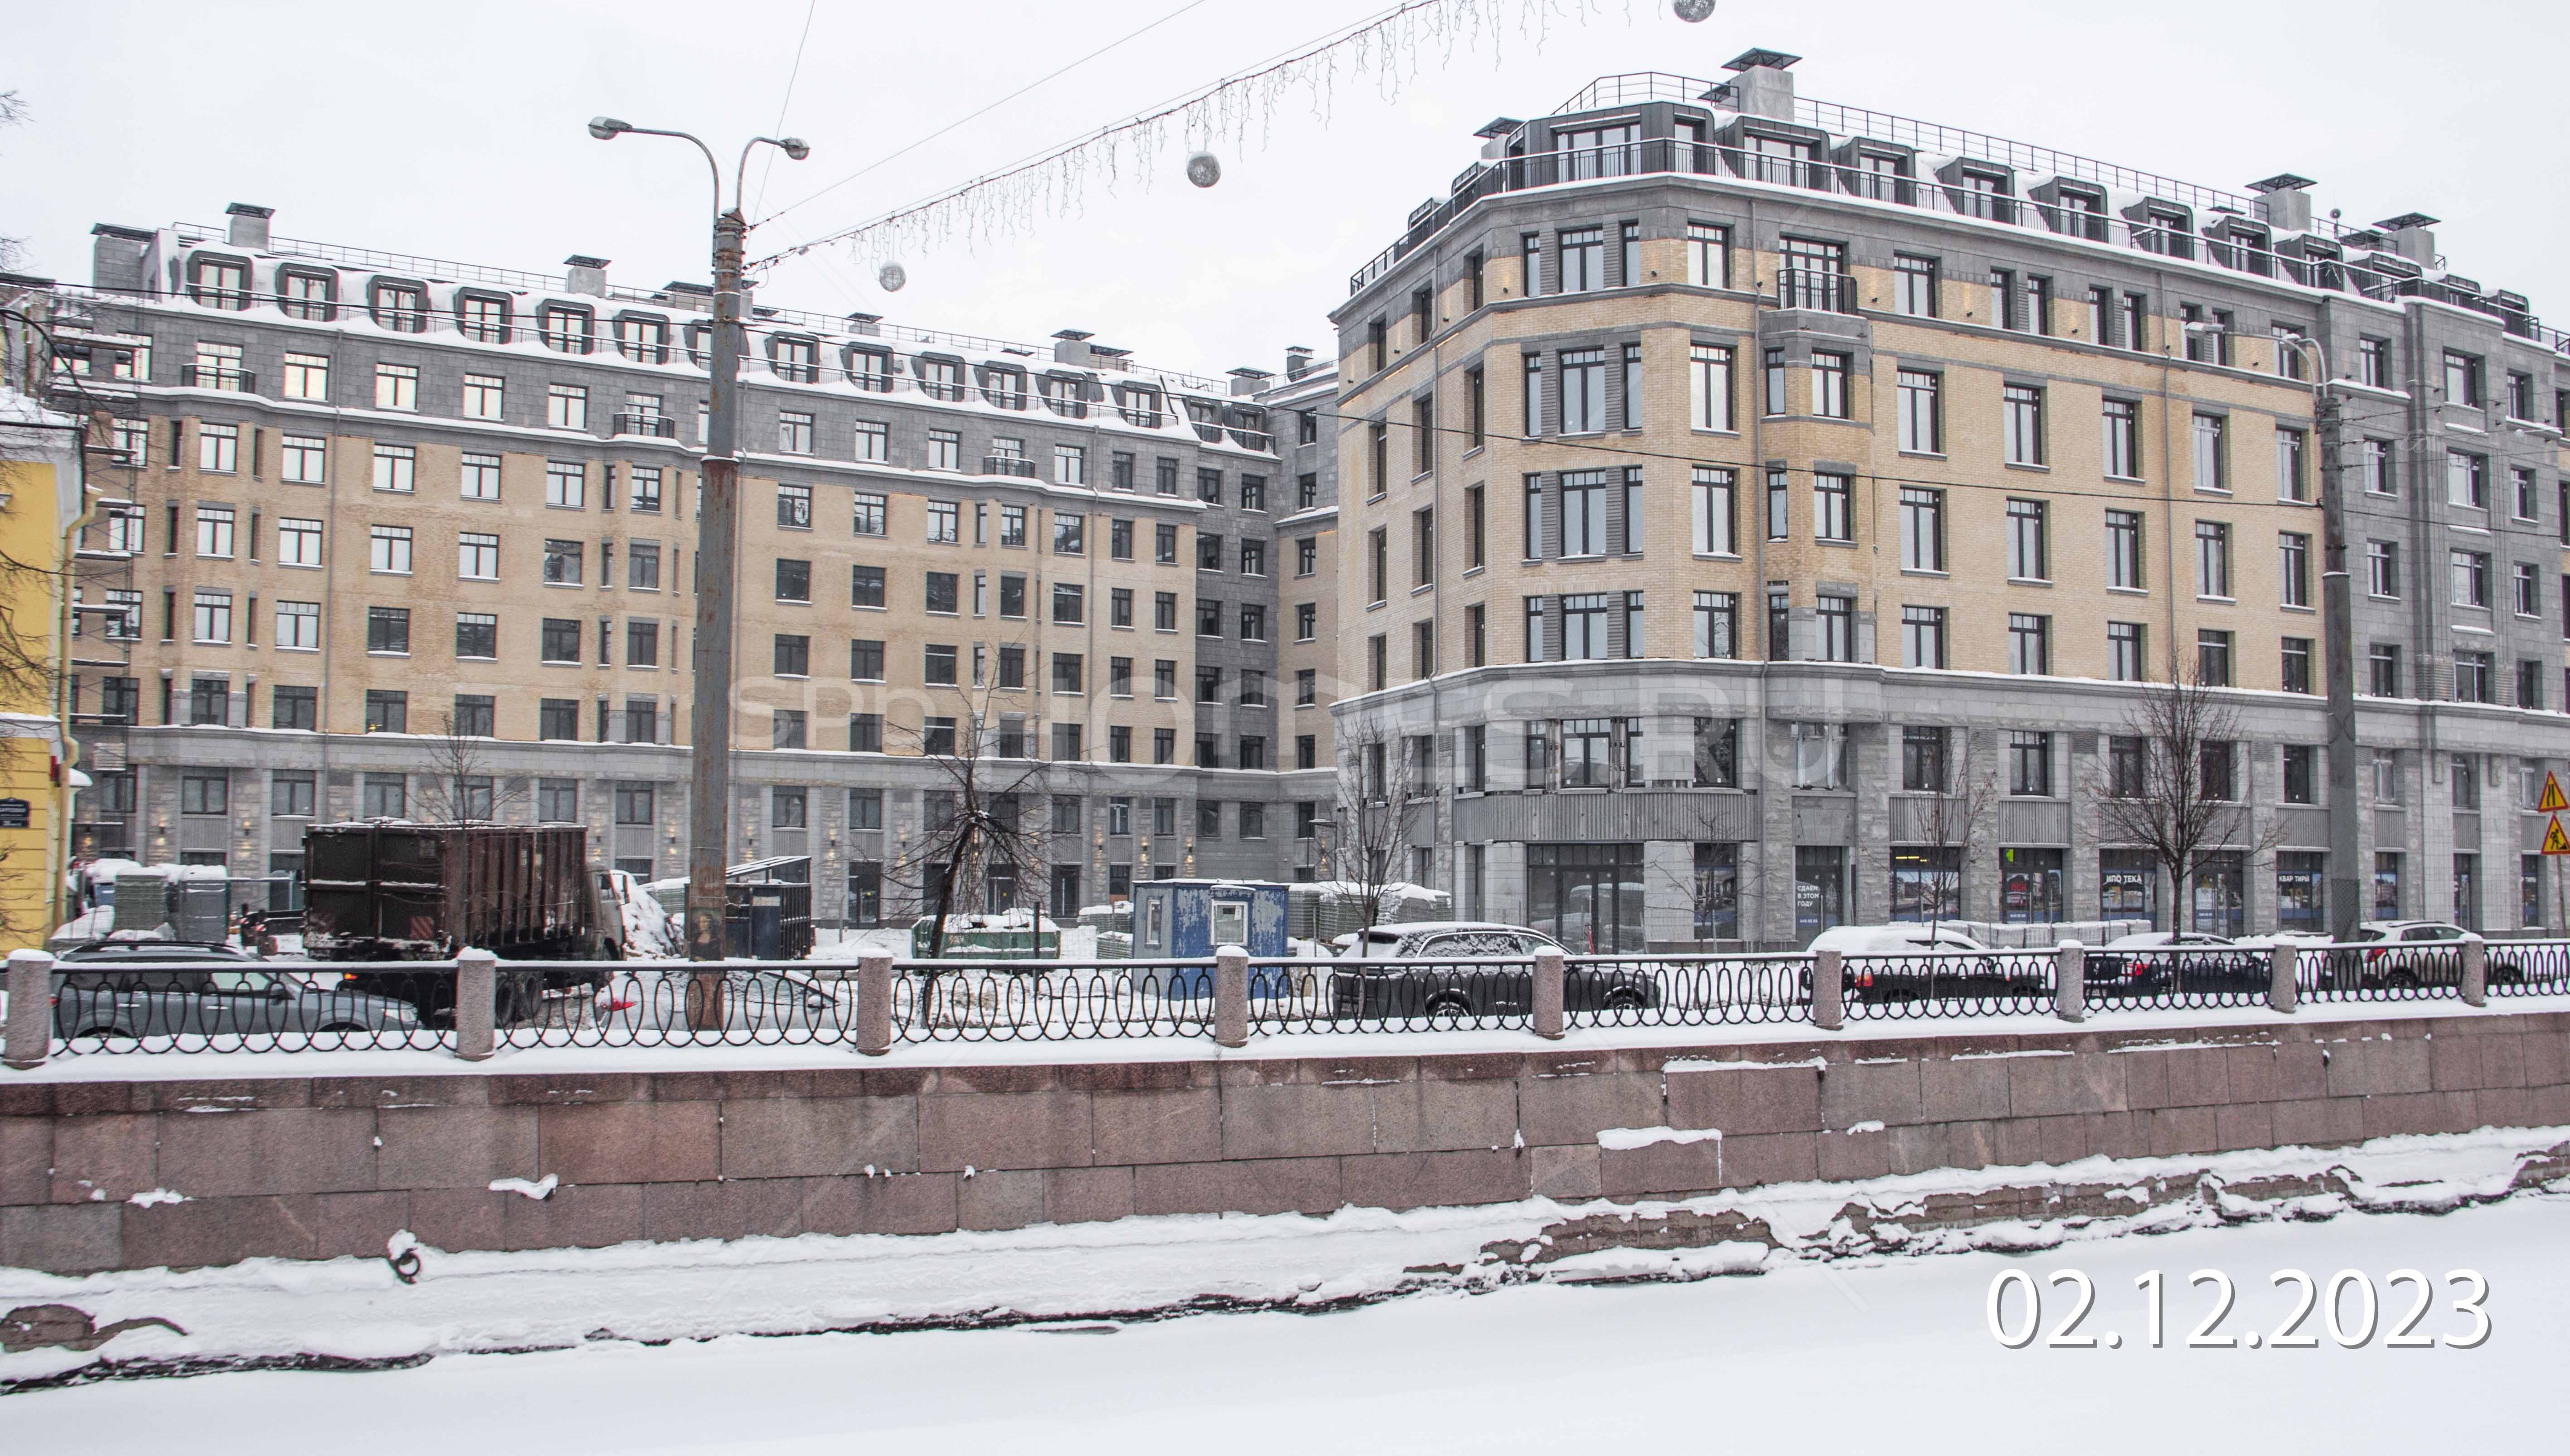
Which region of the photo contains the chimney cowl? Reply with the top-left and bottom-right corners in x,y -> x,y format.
223,203 -> 274,250
562,255 -> 610,296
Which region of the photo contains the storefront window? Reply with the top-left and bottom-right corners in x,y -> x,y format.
1890,846 -> 1962,923
1528,842 -> 1645,952
2000,847 -> 2065,924
1692,843 -> 1738,941
2275,851 -> 2324,935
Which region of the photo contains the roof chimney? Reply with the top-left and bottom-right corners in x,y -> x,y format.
1718,49 -> 1800,122
224,203 -> 273,251
563,254 -> 610,296
1228,367 -> 1274,398
844,311 -> 882,337
2375,213 -> 2440,268
1285,346 -> 1315,380
2247,174 -> 2315,233
1052,328 -> 1095,366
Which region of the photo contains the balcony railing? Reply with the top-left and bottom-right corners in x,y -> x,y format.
982,456 -> 1038,479
612,411 -> 678,439
178,365 -> 254,391
1775,269 -> 1852,314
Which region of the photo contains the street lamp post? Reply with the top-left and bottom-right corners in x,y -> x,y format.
588,120 -> 808,977
2189,321 -> 2356,941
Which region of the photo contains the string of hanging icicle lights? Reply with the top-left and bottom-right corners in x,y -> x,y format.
757,0 -> 1717,291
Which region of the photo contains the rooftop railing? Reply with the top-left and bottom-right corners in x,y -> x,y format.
1347,136 -> 2570,355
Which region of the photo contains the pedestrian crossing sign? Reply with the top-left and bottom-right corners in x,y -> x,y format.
2541,773 -> 2568,813
2546,817 -> 2570,856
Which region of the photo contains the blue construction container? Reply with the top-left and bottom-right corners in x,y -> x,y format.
1130,879 -> 1292,999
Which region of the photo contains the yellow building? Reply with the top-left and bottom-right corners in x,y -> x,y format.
0,379 -> 87,949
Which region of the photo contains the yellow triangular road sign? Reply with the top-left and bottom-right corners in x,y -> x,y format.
2540,772 -> 2567,813
2544,817 -> 2570,856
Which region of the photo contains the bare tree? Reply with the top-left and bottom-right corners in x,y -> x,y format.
1905,730 -> 1998,938
1327,723 -> 1422,955
2091,656 -> 2288,934
410,713 -> 527,825
885,675 -> 1061,962
0,93 -> 28,275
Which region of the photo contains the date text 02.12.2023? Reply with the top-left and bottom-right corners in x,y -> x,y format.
1986,1269 -> 2491,1350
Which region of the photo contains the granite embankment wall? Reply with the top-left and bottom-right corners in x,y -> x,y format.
5,1008 -> 2566,1273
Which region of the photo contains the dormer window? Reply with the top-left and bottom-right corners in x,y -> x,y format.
918,356 -> 964,402
771,335 -> 819,383
1847,150 -> 1909,203
684,322 -> 711,367
1116,385 -> 1163,428
538,305 -> 594,354
847,348 -> 893,392
278,267 -> 337,321
456,292 -> 512,344
189,255 -> 251,310
2132,204 -> 2195,260
1955,169 -> 2013,223
981,366 -> 1028,409
615,314 -> 669,364
1228,407 -> 1271,452
370,278 -> 427,333
1039,373 -> 1088,418
1182,396 -> 1222,444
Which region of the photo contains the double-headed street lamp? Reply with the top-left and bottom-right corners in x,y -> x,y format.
588,119 -> 808,964
2186,320 -> 2357,941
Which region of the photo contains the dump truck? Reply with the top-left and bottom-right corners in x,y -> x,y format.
302,823 -> 624,1025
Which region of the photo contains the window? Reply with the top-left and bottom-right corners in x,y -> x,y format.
1790,722 -> 1847,790
1559,226 -> 1603,292
2009,731 -> 2052,796
1892,254 -> 1936,316
2517,562 -> 2543,618
272,771 -> 317,818
2199,742 -> 2238,802
1763,348 -> 1787,416
1901,605 -> 1946,668
1766,468 -> 1789,541
1896,370 -> 1940,453
2006,499 -> 2048,580
2108,621 -> 2144,682
361,442 -> 416,494
2455,651 -> 2494,704
1052,511 -> 1085,556
364,690 -> 408,735
626,619 -> 659,668
1815,594 -> 1854,662
2002,384 -> 2045,465
2282,637 -> 2313,695
2192,413 -> 2227,491
545,384 -> 590,432
1691,467 -> 1736,556
192,421 -> 238,474
840,491 -> 884,539
1561,471 -> 1608,556
543,460 -> 584,509
2195,520 -> 2231,599
1562,593 -> 1612,660
2102,398 -> 2140,479
461,373 -> 504,420
2513,467 -> 2540,523
1560,348 -> 1606,432
540,617 -> 582,663
540,538 -> 582,585
365,605 -> 410,655
1812,473 -> 1852,543
271,433 -> 325,484
2276,428 -> 2308,502
459,531 -> 499,580
2370,644 -> 2402,697
925,500 -> 958,544
767,558 -> 810,604
1052,653 -> 1084,694
772,481 -> 813,530
2368,540 -> 2401,598
1676,342 -> 1736,435
2443,350 -> 2481,406
2197,629 -> 2234,687
453,612 -> 498,660
272,599 -> 318,651
922,643 -> 958,687
2450,549 -> 2490,609
2359,337 -> 2390,388
2279,532 -> 2310,608
1295,603 -> 1317,642
1807,352 -> 1852,421
2105,509 -> 2143,590
195,503 -> 235,558
1692,591 -> 1737,658
2446,451 -> 2487,509
369,523 -> 413,575
2008,614 -> 2050,675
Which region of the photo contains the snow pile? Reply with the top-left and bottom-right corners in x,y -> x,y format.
3,1125 -> 2560,1388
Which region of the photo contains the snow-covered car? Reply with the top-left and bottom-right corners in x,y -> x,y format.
1325,922 -> 1657,1019
2085,931 -> 2268,997
1807,924 -> 2048,1005
2320,920 -> 2531,990
51,947 -> 418,1040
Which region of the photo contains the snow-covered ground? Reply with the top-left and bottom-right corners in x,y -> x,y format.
5,1127 -> 2564,1450
11,1190 -> 2563,1451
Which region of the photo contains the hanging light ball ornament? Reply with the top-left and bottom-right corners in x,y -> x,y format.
1672,0 -> 1717,20
877,261 -> 908,293
1185,152 -> 1223,189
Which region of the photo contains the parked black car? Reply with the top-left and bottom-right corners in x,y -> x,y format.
1327,923 -> 1657,1020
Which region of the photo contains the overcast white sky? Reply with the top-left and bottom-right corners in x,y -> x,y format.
5,0 -> 2564,376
